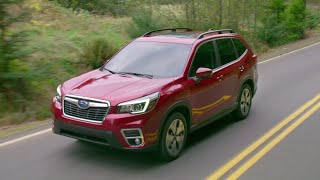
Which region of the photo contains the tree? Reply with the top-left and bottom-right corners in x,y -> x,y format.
284,0 -> 307,40
0,0 -> 29,111
257,0 -> 287,46
265,0 -> 286,23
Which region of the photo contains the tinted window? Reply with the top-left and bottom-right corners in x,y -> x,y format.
104,42 -> 192,78
189,41 -> 215,77
233,38 -> 247,57
216,38 -> 237,66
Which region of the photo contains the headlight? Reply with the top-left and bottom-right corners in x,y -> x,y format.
117,92 -> 160,114
55,84 -> 62,102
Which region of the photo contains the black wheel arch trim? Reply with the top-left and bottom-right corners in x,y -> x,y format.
157,100 -> 192,142
239,77 -> 255,100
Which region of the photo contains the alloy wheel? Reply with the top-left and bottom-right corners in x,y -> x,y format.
240,88 -> 251,116
165,119 -> 185,156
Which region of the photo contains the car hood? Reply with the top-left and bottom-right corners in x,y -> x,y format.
62,69 -> 174,104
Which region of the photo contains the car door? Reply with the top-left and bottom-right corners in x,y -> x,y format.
213,38 -> 247,109
188,40 -> 227,125
232,37 -> 252,83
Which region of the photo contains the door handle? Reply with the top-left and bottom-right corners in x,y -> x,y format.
217,75 -> 223,81
239,66 -> 245,72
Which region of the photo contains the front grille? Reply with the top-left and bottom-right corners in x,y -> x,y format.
63,96 -> 109,122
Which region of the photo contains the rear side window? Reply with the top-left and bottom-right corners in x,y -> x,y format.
216,38 -> 237,66
232,38 -> 247,57
189,41 -> 215,76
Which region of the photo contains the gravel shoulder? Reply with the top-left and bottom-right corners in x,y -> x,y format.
259,31 -> 320,61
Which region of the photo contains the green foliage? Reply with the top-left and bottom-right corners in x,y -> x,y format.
257,0 -> 287,46
0,0 -> 31,113
126,1 -> 220,38
305,10 -> 320,30
257,17 -> 288,46
257,0 -> 311,46
264,0 -> 286,22
80,38 -> 117,69
127,3 -> 189,38
284,0 -> 307,40
127,7 -> 161,38
0,0 -> 131,124
52,0 -> 136,16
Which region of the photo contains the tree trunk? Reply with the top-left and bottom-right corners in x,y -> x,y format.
254,0 -> 258,32
218,0 -> 223,27
228,0 -> 231,27
190,0 -> 196,29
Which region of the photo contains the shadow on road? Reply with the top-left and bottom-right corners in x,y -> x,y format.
65,115 -> 236,170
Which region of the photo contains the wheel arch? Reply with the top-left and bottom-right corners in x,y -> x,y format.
238,78 -> 255,100
158,101 -> 192,141
243,78 -> 254,94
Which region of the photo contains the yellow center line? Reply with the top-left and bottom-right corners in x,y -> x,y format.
227,101 -> 320,180
206,94 -> 320,180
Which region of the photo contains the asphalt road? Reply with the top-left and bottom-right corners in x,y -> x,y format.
1,43 -> 320,180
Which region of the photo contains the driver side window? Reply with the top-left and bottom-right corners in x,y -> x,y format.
189,41 -> 216,77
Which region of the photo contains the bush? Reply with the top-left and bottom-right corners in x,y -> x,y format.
257,0 -> 287,46
283,0 -> 307,40
126,4 -> 187,38
80,38 -> 117,69
257,0 -> 310,46
257,17 -> 288,46
0,0 -> 30,112
305,10 -> 320,30
52,0 -> 136,16
127,10 -> 161,38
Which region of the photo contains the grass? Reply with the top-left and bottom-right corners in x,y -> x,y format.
0,0 -> 131,123
0,120 -> 50,138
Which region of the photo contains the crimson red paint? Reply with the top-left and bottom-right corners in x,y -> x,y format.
51,28 -> 258,161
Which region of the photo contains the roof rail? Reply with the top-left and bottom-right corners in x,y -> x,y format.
197,29 -> 234,39
142,28 -> 193,37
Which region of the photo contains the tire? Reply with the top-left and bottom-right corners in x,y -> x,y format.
233,84 -> 252,121
158,112 -> 188,162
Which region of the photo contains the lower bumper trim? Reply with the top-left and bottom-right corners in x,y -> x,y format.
52,120 -> 157,152
53,120 -> 122,148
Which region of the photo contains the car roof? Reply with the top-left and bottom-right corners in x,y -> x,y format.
134,29 -> 241,45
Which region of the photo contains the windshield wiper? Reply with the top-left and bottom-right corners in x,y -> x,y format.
118,72 -> 154,79
103,68 -> 116,74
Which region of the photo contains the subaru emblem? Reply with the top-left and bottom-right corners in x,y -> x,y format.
78,100 -> 89,109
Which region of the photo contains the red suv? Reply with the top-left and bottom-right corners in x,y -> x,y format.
51,28 -> 258,161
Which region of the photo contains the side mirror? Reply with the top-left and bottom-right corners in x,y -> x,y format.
196,67 -> 212,79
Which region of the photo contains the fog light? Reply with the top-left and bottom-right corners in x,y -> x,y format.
135,138 -> 141,145
121,128 -> 144,146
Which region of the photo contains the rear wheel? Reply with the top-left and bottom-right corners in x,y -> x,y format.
233,84 -> 252,121
158,112 -> 187,162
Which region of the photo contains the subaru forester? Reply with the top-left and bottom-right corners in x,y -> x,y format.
51,28 -> 258,161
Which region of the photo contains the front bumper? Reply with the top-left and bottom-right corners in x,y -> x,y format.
51,97 -> 162,151
53,120 -> 122,147
52,120 -> 157,152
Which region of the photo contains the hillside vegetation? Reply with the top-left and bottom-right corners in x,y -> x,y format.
0,0 -> 319,126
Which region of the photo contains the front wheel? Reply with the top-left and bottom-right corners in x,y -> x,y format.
158,112 -> 188,162
233,84 -> 252,121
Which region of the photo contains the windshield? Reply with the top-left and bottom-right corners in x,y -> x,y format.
103,41 -> 192,78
